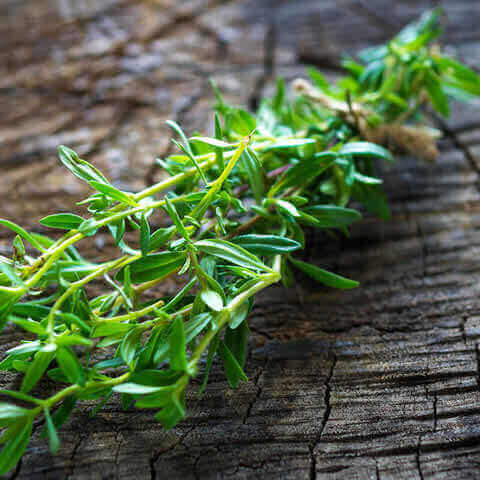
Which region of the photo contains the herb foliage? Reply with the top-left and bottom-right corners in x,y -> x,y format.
0,9 -> 478,472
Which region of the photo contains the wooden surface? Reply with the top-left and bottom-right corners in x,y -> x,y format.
2,1 -> 480,478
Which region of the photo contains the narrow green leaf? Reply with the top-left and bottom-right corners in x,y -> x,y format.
116,252 -> 185,283
339,142 -> 393,162
0,263 -> 25,287
10,317 -> 46,335
120,328 -> 143,367
149,226 -> 176,251
198,333 -> 220,395
154,396 -> 185,430
241,149 -> 264,205
276,199 -> 300,218
51,396 -> 76,429
289,257 -> 359,289
58,146 -> 108,185
56,347 -> 84,386
169,316 -> 187,372
190,137 -> 236,149
0,403 -> 29,422
214,113 -> 225,171
200,289 -> 224,312
21,350 -> 54,393
113,383 -> 171,395
140,214 -> 151,255
300,205 -> 361,228
424,72 -> 450,116
184,313 -> 213,343
231,234 -> 302,255
40,213 -> 84,230
225,320 -> 249,368
164,197 -> 189,240
230,109 -> 256,136
92,322 -> 132,337
0,418 -> 32,475
229,302 -> 250,329
44,407 -> 60,454
89,181 -> 137,206
218,341 -> 248,388
264,138 -> 315,151
171,139 -> 209,185
195,239 -> 269,272
0,219 -> 46,252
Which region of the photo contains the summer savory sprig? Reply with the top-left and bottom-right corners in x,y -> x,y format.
0,9 -> 478,473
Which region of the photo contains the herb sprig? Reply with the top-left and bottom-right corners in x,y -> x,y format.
0,9 -> 478,473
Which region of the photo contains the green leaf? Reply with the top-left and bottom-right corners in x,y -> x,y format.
140,214 -> 151,255
135,387 -> 176,408
21,350 -> 54,393
0,219 -> 46,253
10,316 -> 46,335
149,226 -> 176,251
272,77 -> 286,111
276,199 -> 300,218
200,290 -> 224,312
339,142 -> 393,162
0,263 -> 25,287
154,396 -> 185,430
300,205 -> 361,228
164,197 -> 189,240
92,322 -> 132,337
171,140 -> 209,185
307,67 -> 331,91
113,383 -> 172,395
231,234 -> 302,255
424,72 -> 450,116
229,302 -> 250,329
198,333 -> 220,395
273,152 -> 336,193
120,328 -> 143,367
58,146 -> 108,185
289,257 -> 359,289
56,347 -> 84,386
190,137 -> 236,149
225,320 -> 249,368
40,213 -> 84,230
214,113 -> 225,171
0,391 -> 39,406
0,403 -> 29,422
241,149 -> 264,205
264,138 -> 316,151
116,252 -> 186,283
218,341 -> 248,388
89,181 -> 137,206
184,313 -> 213,343
352,183 -> 391,220
129,369 -> 182,386
169,316 -> 187,372
51,396 -> 76,429
0,418 -> 32,475
166,120 -> 192,154
78,218 -> 98,236
230,109 -> 256,136
195,239 -> 269,272
44,407 -> 60,453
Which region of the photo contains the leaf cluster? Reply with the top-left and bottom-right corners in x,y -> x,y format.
0,9 -> 478,473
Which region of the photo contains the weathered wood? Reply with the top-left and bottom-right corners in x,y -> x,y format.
2,1 -> 480,479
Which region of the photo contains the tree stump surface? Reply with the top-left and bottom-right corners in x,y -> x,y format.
2,1 -> 480,478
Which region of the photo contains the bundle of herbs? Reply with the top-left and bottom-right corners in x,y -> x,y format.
0,9 -> 478,473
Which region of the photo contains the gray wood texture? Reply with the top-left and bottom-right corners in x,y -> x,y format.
2,1 -> 480,478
